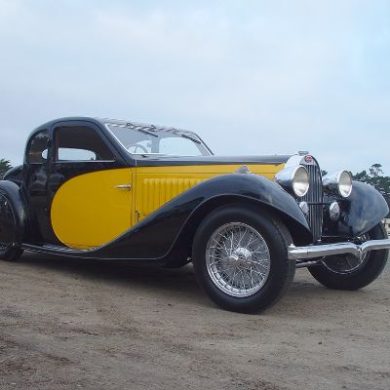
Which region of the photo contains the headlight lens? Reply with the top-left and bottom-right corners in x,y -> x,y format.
323,170 -> 353,198
292,166 -> 310,197
275,165 -> 309,197
338,171 -> 353,198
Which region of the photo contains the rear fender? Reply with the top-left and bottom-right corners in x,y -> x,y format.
0,180 -> 27,242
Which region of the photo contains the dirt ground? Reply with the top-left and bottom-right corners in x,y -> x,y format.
0,253 -> 389,390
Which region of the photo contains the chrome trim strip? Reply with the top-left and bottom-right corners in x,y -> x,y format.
288,239 -> 390,261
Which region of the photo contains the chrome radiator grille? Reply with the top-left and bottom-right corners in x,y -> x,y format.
301,160 -> 324,242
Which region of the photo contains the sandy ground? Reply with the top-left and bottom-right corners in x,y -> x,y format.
0,253 -> 389,390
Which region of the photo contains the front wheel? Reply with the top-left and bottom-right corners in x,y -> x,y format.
308,223 -> 388,290
192,205 -> 295,313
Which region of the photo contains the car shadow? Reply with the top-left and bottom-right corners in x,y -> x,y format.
16,251 -> 208,305
14,252 -> 357,308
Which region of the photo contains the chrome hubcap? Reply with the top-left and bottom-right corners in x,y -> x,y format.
206,222 -> 271,298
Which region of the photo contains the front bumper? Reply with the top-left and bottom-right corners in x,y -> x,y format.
288,239 -> 390,261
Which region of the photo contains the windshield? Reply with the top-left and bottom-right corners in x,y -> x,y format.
107,122 -> 212,157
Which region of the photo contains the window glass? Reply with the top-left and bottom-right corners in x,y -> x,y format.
55,126 -> 114,161
27,130 -> 50,164
159,137 -> 203,156
108,124 -> 210,156
58,148 -> 97,161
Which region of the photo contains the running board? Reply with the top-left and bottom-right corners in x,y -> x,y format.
21,243 -> 161,263
22,243 -> 89,257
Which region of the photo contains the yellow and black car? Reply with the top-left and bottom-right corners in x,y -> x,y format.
1,117 -> 389,313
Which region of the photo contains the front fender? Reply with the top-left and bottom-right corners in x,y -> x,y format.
93,174 -> 311,260
325,181 -> 389,238
182,173 -> 312,238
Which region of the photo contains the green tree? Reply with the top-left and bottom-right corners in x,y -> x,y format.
369,163 -> 384,178
0,159 -> 12,179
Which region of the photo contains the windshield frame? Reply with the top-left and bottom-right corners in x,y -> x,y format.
105,121 -> 213,157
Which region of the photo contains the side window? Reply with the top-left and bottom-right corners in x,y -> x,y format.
54,126 -> 115,162
58,148 -> 97,161
27,130 -> 50,164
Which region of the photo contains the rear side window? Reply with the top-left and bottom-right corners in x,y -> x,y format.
54,126 -> 115,162
26,130 -> 50,164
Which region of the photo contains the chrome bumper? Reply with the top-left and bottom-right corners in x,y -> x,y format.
288,239 -> 390,261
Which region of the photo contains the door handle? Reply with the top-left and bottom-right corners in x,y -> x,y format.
115,184 -> 132,191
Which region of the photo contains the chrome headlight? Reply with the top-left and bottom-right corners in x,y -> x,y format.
275,165 -> 310,197
323,170 -> 353,198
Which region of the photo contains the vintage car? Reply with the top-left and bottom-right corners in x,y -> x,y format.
1,117 -> 389,313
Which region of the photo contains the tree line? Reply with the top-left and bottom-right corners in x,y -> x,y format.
0,158 -> 389,215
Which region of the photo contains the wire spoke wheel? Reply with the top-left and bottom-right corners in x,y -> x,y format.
321,234 -> 369,275
193,205 -> 294,313
0,194 -> 16,251
205,222 -> 271,298
0,192 -> 23,261
309,224 -> 388,290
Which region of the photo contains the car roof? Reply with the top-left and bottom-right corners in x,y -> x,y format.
31,116 -> 199,138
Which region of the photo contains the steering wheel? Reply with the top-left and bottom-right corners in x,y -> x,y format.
127,143 -> 149,154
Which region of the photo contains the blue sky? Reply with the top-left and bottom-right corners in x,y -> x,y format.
0,0 -> 389,174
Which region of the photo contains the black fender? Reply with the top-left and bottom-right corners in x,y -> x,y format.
3,165 -> 23,186
324,181 -> 389,238
0,180 -> 27,243
91,174 -> 312,261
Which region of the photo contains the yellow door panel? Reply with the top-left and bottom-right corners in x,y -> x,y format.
51,168 -> 133,249
134,163 -> 284,221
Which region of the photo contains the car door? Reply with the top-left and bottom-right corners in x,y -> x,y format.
48,121 -> 134,250
24,128 -> 55,243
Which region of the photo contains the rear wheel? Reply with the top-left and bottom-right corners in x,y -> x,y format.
192,205 -> 295,313
0,192 -> 23,261
308,223 -> 388,290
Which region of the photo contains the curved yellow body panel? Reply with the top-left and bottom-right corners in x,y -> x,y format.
51,168 -> 133,249
51,163 -> 284,249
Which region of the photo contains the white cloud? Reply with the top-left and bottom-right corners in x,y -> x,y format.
0,0 -> 389,174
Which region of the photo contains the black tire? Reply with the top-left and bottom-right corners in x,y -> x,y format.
0,192 -> 23,261
192,204 -> 295,314
308,223 -> 388,290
